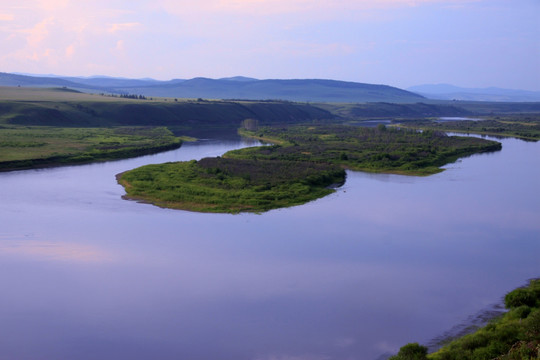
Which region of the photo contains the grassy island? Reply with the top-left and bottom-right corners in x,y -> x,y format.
118,157 -> 345,213
390,279 -> 540,360
398,115 -> 540,141
231,125 -> 502,176
118,125 -> 501,213
0,126 -> 182,171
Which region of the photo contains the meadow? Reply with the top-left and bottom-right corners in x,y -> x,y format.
118,157 -> 345,213
118,124 -> 501,213
0,126 -> 181,171
231,125 -> 502,176
397,114 -> 540,141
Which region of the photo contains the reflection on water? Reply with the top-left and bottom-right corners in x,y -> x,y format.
0,239 -> 113,263
0,135 -> 539,360
437,117 -> 482,121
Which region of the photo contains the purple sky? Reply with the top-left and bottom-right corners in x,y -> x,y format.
1,0 -> 539,90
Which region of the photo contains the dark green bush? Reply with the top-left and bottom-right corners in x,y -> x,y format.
389,343 -> 428,360
507,305 -> 532,320
524,309 -> 540,337
505,288 -> 537,309
460,333 -> 490,350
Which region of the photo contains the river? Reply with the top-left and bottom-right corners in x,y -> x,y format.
0,134 -> 539,360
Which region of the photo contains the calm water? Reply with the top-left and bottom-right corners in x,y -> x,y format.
0,135 -> 539,360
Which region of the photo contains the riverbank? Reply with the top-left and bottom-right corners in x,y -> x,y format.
390,279 -> 540,360
117,125 -> 501,213
396,115 -> 540,142
233,125 -> 502,176
117,157 -> 346,214
0,126 -> 182,172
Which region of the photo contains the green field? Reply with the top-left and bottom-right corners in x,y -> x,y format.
397,115 -> 540,141
231,125 -> 502,176
0,87 -> 334,133
118,157 -> 345,213
117,125 -> 501,213
0,86 -> 337,170
0,125 -> 181,171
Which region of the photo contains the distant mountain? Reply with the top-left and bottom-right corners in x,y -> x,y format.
0,72 -> 102,91
0,72 -> 424,103
3,73 -> 184,90
117,77 -> 424,102
218,76 -> 258,82
408,84 -> 540,102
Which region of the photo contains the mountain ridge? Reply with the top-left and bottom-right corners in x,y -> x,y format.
0,72 -> 423,103
408,84 -> 540,102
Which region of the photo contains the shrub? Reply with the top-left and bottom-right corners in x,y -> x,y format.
389,343 -> 428,360
507,305 -> 531,320
524,310 -> 540,337
505,288 -> 537,309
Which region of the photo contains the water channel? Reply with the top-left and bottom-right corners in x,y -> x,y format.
0,134 -> 539,360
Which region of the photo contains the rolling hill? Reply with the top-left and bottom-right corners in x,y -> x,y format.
408,84 -> 540,102
0,72 -> 424,103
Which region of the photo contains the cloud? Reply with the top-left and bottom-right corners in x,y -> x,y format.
0,13 -> 14,21
108,22 -> 142,33
154,0 -> 480,17
114,39 -> 125,53
33,0 -> 71,11
65,43 -> 75,58
25,17 -> 55,48
253,41 -> 357,58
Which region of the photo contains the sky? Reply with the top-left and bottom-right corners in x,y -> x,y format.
0,0 -> 539,90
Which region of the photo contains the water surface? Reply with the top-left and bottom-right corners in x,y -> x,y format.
0,135 -> 539,360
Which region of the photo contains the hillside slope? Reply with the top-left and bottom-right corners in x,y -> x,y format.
0,73 -> 424,103
408,84 -> 540,102
0,87 -> 335,135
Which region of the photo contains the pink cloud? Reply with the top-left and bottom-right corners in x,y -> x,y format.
154,0 -> 480,17
25,17 -> 55,47
65,43 -> 75,58
0,13 -> 14,21
108,22 -> 142,33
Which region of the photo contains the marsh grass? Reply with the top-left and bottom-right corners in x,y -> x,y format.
398,115 -> 540,141
233,125 -> 501,176
118,157 -> 345,213
0,126 -> 181,170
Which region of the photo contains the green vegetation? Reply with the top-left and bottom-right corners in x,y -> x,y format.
317,101 -> 540,121
398,115 -> 540,141
0,87 -> 334,134
0,86 -> 336,171
0,126 -> 181,171
230,125 -> 501,176
118,157 -> 345,213
390,279 -> 540,360
118,124 -> 501,213
316,102 -> 472,119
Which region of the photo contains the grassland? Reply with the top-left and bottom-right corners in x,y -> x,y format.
117,125 -> 501,213
0,87 -> 334,132
0,126 -> 181,171
118,158 -> 345,213
397,114 -> 540,141
316,101 -> 540,121
390,279 -> 540,360
231,125 -> 502,176
0,86 -> 337,170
